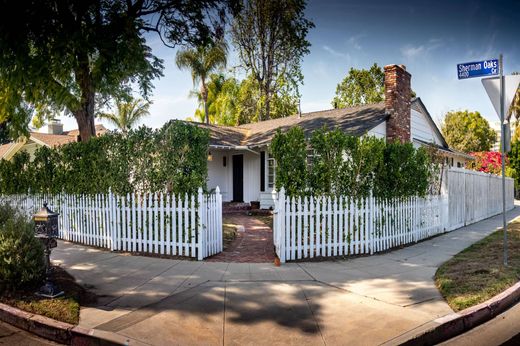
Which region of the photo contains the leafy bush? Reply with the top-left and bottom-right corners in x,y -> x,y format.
0,120 -> 210,195
270,125 -> 435,198
0,204 -> 45,291
270,127 -> 308,197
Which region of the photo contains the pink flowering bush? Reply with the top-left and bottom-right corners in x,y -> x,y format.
467,151 -> 507,175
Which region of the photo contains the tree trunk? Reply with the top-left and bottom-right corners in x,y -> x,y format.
202,81 -> 209,124
73,60 -> 96,142
264,84 -> 271,120
204,98 -> 209,124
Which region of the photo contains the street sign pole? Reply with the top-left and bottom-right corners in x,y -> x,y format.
499,54 -> 508,267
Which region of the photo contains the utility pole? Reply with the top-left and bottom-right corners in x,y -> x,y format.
499,54 -> 508,267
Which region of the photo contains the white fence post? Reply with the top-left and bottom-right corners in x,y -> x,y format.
279,187 -> 286,263
197,187 -> 204,261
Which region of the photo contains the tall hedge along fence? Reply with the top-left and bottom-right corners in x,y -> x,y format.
0,121 -> 210,196
270,126 -> 437,199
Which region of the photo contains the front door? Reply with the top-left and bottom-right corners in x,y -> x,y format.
232,154 -> 244,202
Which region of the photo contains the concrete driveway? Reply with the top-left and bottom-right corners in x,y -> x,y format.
52,206 -> 520,346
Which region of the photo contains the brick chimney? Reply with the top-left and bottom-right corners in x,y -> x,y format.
384,64 -> 411,143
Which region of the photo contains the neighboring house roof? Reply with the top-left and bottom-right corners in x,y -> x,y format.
200,102 -> 389,148
30,132 -> 77,147
63,124 -> 108,138
0,124 -> 108,160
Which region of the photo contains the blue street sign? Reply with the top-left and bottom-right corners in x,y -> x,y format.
457,59 -> 499,79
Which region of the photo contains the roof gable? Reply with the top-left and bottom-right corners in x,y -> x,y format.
411,97 -> 449,148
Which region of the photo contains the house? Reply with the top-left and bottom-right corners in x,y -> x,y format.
0,121 -> 107,161
198,64 -> 473,208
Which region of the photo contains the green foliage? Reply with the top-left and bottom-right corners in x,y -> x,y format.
331,63 -> 416,108
374,143 -> 431,199
508,141 -> 520,194
0,204 -> 45,292
0,0 -> 232,140
309,127 -> 349,195
270,126 -> 434,198
343,136 -> 385,198
177,41 -> 229,124
332,63 -> 385,108
97,99 -> 150,134
155,121 -> 209,194
189,72 -> 299,125
441,110 -> 496,153
270,127 -> 308,197
232,0 -> 313,120
0,121 -> 209,196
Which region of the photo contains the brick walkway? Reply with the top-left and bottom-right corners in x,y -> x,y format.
207,213 -> 276,263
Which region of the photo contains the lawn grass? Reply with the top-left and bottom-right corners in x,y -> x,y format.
435,219 -> 520,312
0,266 -> 96,324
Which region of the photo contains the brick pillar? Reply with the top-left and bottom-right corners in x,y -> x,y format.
385,64 -> 411,143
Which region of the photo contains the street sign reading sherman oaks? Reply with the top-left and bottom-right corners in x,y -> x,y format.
457,59 -> 499,79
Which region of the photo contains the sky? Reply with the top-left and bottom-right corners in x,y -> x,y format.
58,0 -> 520,132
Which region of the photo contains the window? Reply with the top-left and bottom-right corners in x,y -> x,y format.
268,154 -> 276,188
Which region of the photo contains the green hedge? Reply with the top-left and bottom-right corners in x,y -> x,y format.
270,126 -> 436,198
0,204 -> 45,292
0,120 -> 209,195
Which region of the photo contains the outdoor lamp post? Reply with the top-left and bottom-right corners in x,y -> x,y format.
34,202 -> 64,298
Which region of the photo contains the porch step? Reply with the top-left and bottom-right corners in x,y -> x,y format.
223,202 -> 251,213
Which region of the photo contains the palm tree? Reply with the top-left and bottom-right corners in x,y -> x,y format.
98,99 -> 150,134
176,41 -> 228,124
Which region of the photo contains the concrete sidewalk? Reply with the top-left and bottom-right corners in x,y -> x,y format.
52,206 -> 520,346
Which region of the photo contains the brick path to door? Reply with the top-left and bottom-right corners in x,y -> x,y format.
207,213 -> 276,263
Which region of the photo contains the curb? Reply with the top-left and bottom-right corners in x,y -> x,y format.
383,281 -> 520,345
0,302 -> 137,345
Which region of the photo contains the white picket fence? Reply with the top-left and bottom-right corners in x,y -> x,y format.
447,168 -> 515,229
273,189 -> 448,263
273,168 -> 516,263
0,187 -> 223,260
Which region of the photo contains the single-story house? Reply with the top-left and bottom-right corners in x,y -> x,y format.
0,122 -> 107,161
198,64 -> 473,208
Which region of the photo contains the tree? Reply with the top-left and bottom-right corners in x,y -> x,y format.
441,110 -> 496,153
331,63 -> 416,108
235,74 -> 299,124
332,64 -> 385,108
176,41 -> 228,124
98,99 -> 150,135
190,73 -> 240,125
510,72 -> 520,120
232,0 -> 314,121
0,0 -> 234,141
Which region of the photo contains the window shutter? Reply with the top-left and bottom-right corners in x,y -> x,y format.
260,151 -> 265,192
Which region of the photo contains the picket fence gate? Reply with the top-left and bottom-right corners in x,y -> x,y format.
273,189 -> 448,263
1,187 -> 223,260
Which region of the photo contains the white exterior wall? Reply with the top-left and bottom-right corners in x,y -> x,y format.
366,121 -> 387,139
207,148 -> 264,203
207,150 -> 231,201
411,109 -> 443,145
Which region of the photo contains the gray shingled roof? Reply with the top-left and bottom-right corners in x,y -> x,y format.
196,102 -> 389,148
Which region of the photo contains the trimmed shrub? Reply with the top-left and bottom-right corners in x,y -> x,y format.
0,204 -> 45,292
